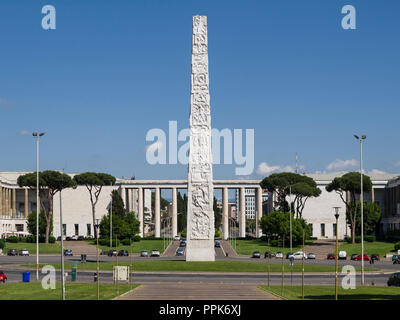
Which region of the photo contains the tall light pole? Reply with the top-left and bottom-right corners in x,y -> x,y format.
59,187 -> 65,300
95,218 -> 100,300
289,185 -> 292,253
32,132 -> 45,281
354,134 -> 366,285
110,196 -> 113,250
333,207 -> 340,300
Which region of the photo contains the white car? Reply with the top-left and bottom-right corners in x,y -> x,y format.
71,235 -> 79,241
275,252 -> 283,259
19,249 -> 29,256
293,252 -> 307,260
174,235 -> 180,241
339,251 -> 347,260
151,250 -> 160,257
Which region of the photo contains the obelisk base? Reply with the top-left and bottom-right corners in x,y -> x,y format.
186,239 -> 215,261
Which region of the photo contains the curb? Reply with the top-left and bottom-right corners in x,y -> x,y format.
258,286 -> 288,300
112,285 -> 141,300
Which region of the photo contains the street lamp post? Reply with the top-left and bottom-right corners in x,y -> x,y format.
59,188 -> 65,300
95,218 -> 100,300
289,185 -> 292,253
32,132 -> 45,281
110,196 -> 112,250
333,207 -> 340,300
354,134 -> 366,285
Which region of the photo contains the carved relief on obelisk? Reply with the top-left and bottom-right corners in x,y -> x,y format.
186,16 -> 215,261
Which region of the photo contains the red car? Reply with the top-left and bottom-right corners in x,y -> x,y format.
327,253 -> 336,260
354,254 -> 370,261
0,271 -> 7,283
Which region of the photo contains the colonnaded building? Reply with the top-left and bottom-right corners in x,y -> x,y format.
0,171 -> 399,240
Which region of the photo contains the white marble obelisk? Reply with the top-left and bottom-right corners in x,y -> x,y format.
186,16 -> 215,261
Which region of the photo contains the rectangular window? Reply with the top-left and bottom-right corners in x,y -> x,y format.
15,224 -> 24,232
333,223 -> 337,237
87,224 -> 91,236
62,224 -> 66,236
74,224 -> 79,236
309,223 -> 313,236
321,224 -> 325,237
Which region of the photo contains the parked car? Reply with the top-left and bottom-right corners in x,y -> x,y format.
140,250 -> 149,257
66,236 -> 72,241
371,254 -> 380,261
275,252 -> 283,259
174,235 -> 180,241
176,248 -> 185,256
7,249 -> 17,256
77,236 -> 84,241
71,235 -> 79,241
387,272 -> 400,287
264,251 -> 275,259
18,249 -> 29,256
327,253 -> 335,260
338,251 -> 347,260
151,250 -> 160,257
392,255 -> 400,264
252,251 -> 261,258
179,240 -> 187,247
0,271 -> 7,283
350,254 -> 358,261
293,252 -> 307,260
107,249 -> 117,257
215,241 -> 221,248
64,249 -> 73,256
118,250 -> 129,256
286,252 -> 294,259
354,254 -> 370,261
307,253 -> 316,259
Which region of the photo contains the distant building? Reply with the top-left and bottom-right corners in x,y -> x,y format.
235,189 -> 268,220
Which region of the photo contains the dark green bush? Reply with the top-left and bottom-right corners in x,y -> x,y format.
395,242 -> 400,251
121,238 -> 130,246
6,236 -> 20,243
0,239 -> 4,249
365,235 -> 376,242
48,236 -> 56,243
132,235 -> 141,242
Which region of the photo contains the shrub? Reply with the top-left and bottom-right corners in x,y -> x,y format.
0,239 -> 4,249
365,235 -> 376,242
6,236 -> 20,243
121,238 -> 130,246
270,239 -> 279,247
384,230 -> 400,243
395,242 -> 400,251
48,236 -> 56,244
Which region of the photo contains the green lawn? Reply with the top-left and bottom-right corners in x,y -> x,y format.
25,260 -> 377,273
260,285 -> 400,300
232,239 -> 314,255
0,282 -> 138,300
85,239 -> 168,254
339,241 -> 396,258
3,242 -> 61,254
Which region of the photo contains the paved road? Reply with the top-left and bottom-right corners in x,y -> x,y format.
1,267 -> 394,287
1,254 -> 399,271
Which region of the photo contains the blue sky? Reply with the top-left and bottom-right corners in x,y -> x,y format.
0,0 -> 399,180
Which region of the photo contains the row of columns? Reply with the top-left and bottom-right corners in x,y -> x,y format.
0,186 -> 30,218
120,185 -> 263,240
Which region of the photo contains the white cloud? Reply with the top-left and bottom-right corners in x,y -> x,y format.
368,169 -> 387,174
256,162 -> 295,176
326,159 -> 358,171
20,130 -> 29,135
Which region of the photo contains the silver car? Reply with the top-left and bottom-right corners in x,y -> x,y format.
275,252 -> 283,259
140,250 -> 148,257
307,253 -> 316,259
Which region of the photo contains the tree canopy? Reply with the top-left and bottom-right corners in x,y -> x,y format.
18,170 -> 75,243
326,172 -> 372,243
259,211 -> 311,246
260,172 -> 321,218
73,172 -> 116,238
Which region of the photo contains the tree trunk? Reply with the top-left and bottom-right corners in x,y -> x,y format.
45,193 -> 54,244
92,204 -> 97,239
